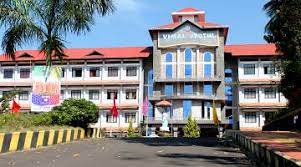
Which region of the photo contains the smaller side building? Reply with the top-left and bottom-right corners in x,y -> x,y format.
225,44 -> 287,131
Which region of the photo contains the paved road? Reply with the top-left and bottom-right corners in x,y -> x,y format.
0,138 -> 254,167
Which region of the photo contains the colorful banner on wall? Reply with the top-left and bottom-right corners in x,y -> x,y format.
31,66 -> 61,112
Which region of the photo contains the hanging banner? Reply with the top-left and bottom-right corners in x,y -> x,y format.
31,66 -> 61,112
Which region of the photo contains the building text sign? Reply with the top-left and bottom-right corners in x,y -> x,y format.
158,23 -> 219,48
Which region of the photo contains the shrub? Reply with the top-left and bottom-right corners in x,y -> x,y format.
183,116 -> 200,138
50,99 -> 98,128
127,121 -> 135,137
31,113 -> 53,126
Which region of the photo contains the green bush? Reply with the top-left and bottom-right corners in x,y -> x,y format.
183,116 -> 200,138
31,113 -> 52,126
127,121 -> 135,137
50,99 -> 98,129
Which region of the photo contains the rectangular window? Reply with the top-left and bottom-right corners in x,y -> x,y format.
72,68 -> 82,78
164,84 -> 173,96
3,69 -> 13,79
245,112 -> 257,123
263,64 -> 275,75
166,64 -> 172,78
108,67 -> 118,77
243,64 -> 255,75
204,64 -> 212,77
244,88 -> 256,99
125,113 -> 136,123
264,88 -> 276,99
126,89 -> 137,100
204,84 -> 213,96
2,91 -> 11,97
20,68 -> 30,78
89,67 -> 100,77
126,66 -> 137,77
183,100 -> 192,119
185,64 -> 192,77
19,91 -> 29,100
106,114 -> 117,123
184,83 -> 193,94
61,68 -> 65,78
71,90 -> 81,99
89,90 -> 100,100
60,90 -> 65,100
107,90 -> 118,99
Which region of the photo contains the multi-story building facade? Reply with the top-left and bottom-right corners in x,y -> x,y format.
225,44 -> 287,131
146,8 -> 230,132
0,7 -> 286,133
0,47 -> 151,130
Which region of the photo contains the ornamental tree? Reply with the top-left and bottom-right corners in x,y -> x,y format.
183,116 -> 200,138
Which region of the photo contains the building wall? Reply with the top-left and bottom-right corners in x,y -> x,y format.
237,58 -> 287,130
0,59 -> 144,129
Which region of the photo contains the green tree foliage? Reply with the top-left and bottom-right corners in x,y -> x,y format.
264,0 -> 301,109
0,0 -> 114,66
127,121 -> 135,137
51,99 -> 98,129
183,116 -> 200,138
0,91 -> 18,112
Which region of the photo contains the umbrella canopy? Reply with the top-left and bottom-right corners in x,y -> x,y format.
155,100 -> 172,107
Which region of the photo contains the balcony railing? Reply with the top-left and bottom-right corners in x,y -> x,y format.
155,76 -> 223,83
148,93 -> 226,101
147,116 -> 230,124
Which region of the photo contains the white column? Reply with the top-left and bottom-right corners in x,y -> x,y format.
177,48 -> 181,78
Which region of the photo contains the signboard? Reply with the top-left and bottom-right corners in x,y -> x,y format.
158,22 -> 219,48
31,66 -> 61,112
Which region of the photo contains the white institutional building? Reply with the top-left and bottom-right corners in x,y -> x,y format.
0,8 -> 287,133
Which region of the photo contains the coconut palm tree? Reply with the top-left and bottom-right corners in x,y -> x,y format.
0,0 -> 114,66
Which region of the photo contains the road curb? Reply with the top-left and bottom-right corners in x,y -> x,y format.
225,130 -> 301,167
0,128 -> 85,154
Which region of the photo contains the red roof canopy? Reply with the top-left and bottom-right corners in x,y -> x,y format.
0,46 -> 152,62
225,44 -> 280,56
176,7 -> 200,13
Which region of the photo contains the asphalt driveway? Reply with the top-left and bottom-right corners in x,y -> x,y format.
0,137 -> 254,167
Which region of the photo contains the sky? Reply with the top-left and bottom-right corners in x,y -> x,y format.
0,0 -> 270,53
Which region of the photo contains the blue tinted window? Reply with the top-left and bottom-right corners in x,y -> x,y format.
225,69 -> 232,74
166,65 -> 172,78
225,86 -> 232,95
204,52 -> 212,62
227,95 -> 233,101
204,64 -> 212,77
184,84 -> 193,94
166,53 -> 173,62
183,100 -> 192,119
204,84 -> 213,96
165,84 -> 173,96
148,70 -> 153,96
185,49 -> 192,62
148,102 -> 153,118
185,64 -> 192,77
225,77 -> 233,83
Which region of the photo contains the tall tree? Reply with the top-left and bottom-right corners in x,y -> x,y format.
0,0 -> 114,66
264,0 -> 301,109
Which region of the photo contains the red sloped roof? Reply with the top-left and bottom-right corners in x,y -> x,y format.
0,46 -> 152,62
225,44 -> 280,56
154,21 -> 226,30
176,7 -> 200,13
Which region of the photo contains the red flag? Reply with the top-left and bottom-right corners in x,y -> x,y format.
11,100 -> 21,113
110,94 -> 118,118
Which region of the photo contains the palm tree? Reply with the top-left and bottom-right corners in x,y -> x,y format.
0,0 -> 114,66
